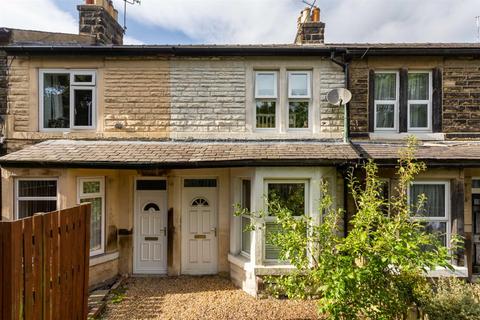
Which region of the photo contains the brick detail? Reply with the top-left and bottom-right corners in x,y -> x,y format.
320,63 -> 345,133
348,61 -> 369,134
443,58 -> 480,132
0,50 -> 7,115
103,64 -> 170,132
170,60 -> 246,133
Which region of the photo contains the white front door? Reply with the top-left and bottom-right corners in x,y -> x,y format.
134,189 -> 167,274
181,181 -> 218,275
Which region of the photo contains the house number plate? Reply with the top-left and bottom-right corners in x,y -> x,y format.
145,237 -> 158,241
194,234 -> 206,239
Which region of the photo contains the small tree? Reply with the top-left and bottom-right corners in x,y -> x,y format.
237,138 -> 459,319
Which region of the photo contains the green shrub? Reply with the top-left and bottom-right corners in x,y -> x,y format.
421,277 -> 480,320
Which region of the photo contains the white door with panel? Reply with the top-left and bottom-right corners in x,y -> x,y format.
134,189 -> 167,274
182,180 -> 218,275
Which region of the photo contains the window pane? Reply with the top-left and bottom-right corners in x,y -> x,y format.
81,197 -> 102,252
82,181 -> 100,194
256,101 -> 276,128
74,74 -> 93,83
184,179 -> 217,188
18,180 -> 57,197
268,183 -> 305,216
408,73 -> 429,100
410,104 -> 428,128
73,89 -> 93,127
242,180 -> 251,211
410,184 -> 446,217
473,180 -> 480,189
256,73 -> 276,97
423,221 -> 447,247
241,216 -> 251,254
43,73 -> 70,128
289,101 -> 309,129
18,200 -> 57,219
136,180 -> 167,190
289,73 -> 309,97
265,222 -> 282,260
376,104 -> 395,128
375,73 -> 396,100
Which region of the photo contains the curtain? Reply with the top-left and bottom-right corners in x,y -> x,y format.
43,74 -> 70,128
410,104 -> 428,128
408,73 -> 429,100
81,197 -> 102,252
410,184 -> 445,217
376,104 -> 394,128
375,73 -> 396,100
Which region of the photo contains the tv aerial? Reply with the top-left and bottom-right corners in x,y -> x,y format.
122,0 -> 141,33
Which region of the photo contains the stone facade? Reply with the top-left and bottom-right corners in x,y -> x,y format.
347,56 -> 480,136
319,63 -> 346,133
103,58 -> 170,133
443,58 -> 480,133
7,58 -> 29,133
170,58 -> 246,133
295,21 -> 325,44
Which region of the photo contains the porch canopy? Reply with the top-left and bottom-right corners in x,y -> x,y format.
353,141 -> 480,166
0,140 -> 359,169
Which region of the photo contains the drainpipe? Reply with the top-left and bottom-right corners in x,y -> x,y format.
329,51 -> 350,144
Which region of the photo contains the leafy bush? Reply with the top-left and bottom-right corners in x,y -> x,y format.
237,138 -> 460,320
421,277 -> 480,320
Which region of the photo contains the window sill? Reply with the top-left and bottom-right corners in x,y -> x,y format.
369,132 -> 445,141
228,253 -> 253,270
89,251 -> 119,267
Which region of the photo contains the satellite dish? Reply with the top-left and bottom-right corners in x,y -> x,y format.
326,88 -> 352,106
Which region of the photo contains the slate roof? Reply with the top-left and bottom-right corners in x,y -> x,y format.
0,140 -> 359,169
353,141 -> 480,163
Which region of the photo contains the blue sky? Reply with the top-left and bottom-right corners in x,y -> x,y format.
1,0 -> 479,44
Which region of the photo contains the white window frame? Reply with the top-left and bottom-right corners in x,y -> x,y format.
240,179 -> 252,258
39,69 -> 97,132
77,177 -> 105,257
374,71 -> 400,132
409,180 -> 451,248
287,71 -> 311,99
287,71 -> 312,131
255,71 -> 278,99
263,179 -> 309,263
15,178 -> 59,220
407,70 -> 433,132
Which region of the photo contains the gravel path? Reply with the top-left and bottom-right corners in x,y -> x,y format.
100,276 -> 319,320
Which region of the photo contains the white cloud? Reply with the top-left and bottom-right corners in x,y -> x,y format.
0,0 -> 77,34
123,35 -> 144,45
115,0 -> 479,44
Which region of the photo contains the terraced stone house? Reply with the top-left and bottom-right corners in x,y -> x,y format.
0,1 -> 479,295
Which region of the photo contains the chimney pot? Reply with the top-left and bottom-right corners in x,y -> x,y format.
85,0 -> 94,4
311,7 -> 320,22
294,6 -> 325,45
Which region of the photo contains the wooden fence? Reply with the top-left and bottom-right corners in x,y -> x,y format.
0,204 -> 91,320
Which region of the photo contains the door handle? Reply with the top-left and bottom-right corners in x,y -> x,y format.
211,227 -> 217,237
160,228 -> 167,237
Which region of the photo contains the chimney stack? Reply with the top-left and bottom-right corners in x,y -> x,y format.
78,0 -> 123,45
294,6 -> 325,45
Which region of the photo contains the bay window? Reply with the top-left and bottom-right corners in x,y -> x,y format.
15,179 -> 58,219
288,71 -> 311,129
409,181 -> 450,247
40,70 -> 96,130
255,71 -> 278,129
374,72 -> 399,131
78,177 -> 105,256
264,180 -> 307,261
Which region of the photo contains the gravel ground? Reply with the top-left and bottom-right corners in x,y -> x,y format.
100,276 -> 320,320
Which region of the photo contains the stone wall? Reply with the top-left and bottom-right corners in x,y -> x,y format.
103,58 -> 170,133
348,60 -> 369,134
319,63 -> 346,133
78,4 -> 123,45
170,58 -> 246,133
443,58 -> 480,132
7,57 -> 29,133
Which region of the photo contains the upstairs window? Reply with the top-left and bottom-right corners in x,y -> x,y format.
408,71 -> 432,131
40,70 -> 96,130
288,71 -> 311,129
374,72 -> 399,131
255,71 -> 278,129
